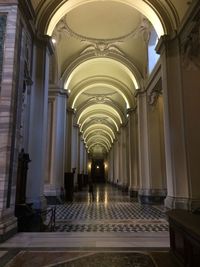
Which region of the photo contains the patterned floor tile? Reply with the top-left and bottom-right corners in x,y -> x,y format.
47,184 -> 168,234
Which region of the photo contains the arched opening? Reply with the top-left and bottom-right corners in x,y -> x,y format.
2,1 -> 200,259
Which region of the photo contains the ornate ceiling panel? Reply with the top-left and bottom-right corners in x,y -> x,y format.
33,0 -> 192,158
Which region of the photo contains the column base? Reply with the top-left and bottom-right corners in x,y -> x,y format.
138,189 -> 167,204
0,216 -> 17,242
129,189 -> 138,198
117,183 -> 128,193
44,184 -> 63,204
164,196 -> 200,211
26,195 -> 47,210
122,185 -> 129,193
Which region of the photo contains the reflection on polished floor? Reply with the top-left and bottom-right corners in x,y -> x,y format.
52,184 -> 168,233
0,184 -> 174,267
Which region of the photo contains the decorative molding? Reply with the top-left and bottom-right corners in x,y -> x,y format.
165,196 -> 200,211
138,189 -> 167,204
181,18 -> 200,70
0,14 -> 7,92
61,49 -> 142,93
134,88 -> 146,98
24,32 -> 33,86
139,188 -> 167,196
148,88 -> 162,105
53,15 -> 151,44
83,91 -> 117,97
67,107 -> 75,114
91,117 -> 108,124
80,44 -> 124,57
93,95 -> 107,104
127,107 -> 137,115
36,34 -> 55,55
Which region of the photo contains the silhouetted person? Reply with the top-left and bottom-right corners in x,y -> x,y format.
88,181 -> 94,201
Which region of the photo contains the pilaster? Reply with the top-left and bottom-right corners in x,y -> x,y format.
127,108 -> 139,198
136,89 -> 151,202
0,3 -> 19,241
65,108 -> 75,172
44,87 -> 67,201
156,10 -> 200,209
26,36 -> 51,209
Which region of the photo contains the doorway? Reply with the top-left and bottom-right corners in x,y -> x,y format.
91,159 -> 105,183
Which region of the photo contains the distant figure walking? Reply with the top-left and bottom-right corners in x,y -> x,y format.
88,181 -> 94,201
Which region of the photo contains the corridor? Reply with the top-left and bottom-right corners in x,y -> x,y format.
53,184 -> 168,234
0,184 -> 174,267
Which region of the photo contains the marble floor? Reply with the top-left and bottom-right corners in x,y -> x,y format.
0,249 -> 180,267
0,184 -> 175,266
50,184 -> 169,234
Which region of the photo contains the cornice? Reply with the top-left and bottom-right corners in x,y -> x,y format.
155,34 -> 170,55
48,86 -> 68,97
35,34 -> 55,55
127,107 -> 137,115
67,107 -> 75,114
134,88 -> 146,98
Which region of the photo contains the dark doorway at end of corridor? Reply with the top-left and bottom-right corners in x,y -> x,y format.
91,159 -> 105,183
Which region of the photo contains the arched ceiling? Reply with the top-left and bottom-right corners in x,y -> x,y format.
31,0 -> 192,158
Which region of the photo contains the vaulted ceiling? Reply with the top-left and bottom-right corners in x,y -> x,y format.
32,0 -> 192,158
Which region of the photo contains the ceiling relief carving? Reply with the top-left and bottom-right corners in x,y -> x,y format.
90,117 -> 108,124
148,89 -> 162,105
52,15 -> 152,45
181,19 -> 200,70
83,91 -> 117,97
80,43 -> 124,57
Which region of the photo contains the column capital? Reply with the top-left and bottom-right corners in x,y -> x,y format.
127,107 -> 137,115
148,88 -> 162,106
121,120 -> 128,128
67,107 -> 75,114
73,123 -> 79,128
155,34 -> 171,55
134,88 -> 147,99
49,86 -> 68,97
35,34 -> 55,55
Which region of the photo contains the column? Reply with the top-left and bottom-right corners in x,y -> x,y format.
113,139 -> 119,185
83,148 -> 88,174
108,147 -> 114,183
137,86 -> 167,204
65,108 -> 74,172
147,91 -> 167,202
26,36 -> 53,209
119,130 -> 124,188
136,89 -> 151,203
71,124 -> 79,186
44,87 -> 67,200
0,4 -> 18,241
121,124 -> 129,191
128,108 -> 139,197
157,19 -> 200,209
77,134 -> 84,174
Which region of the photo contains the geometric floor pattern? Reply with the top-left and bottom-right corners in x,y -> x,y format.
0,185 -> 173,266
0,250 -> 179,267
49,184 -> 169,233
